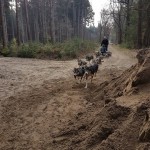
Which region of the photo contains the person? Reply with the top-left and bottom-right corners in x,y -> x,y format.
101,36 -> 109,52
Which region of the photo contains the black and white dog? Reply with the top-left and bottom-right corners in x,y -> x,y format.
73,62 -> 99,88
73,67 -> 85,83
84,62 -> 99,88
74,55 -> 101,88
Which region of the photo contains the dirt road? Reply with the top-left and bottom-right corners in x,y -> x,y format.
0,46 -> 136,100
0,46 -> 137,150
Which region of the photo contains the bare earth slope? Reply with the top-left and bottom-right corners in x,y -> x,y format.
1,46 -> 150,150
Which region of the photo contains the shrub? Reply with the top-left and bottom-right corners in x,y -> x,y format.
1,47 -> 10,57
3,38 -> 98,59
59,38 -> 98,58
9,38 -> 18,56
17,44 -> 36,58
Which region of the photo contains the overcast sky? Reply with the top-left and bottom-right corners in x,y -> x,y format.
89,0 -> 110,27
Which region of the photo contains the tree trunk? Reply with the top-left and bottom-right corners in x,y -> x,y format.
0,0 -> 8,48
80,0 -> 84,40
20,5 -> 26,43
143,3 -> 150,47
10,5 -> 15,39
50,0 -> 56,43
24,0 -> 31,42
118,27 -> 122,44
72,1 -> 76,37
125,0 -> 130,42
77,1 -> 81,38
34,11 -> 39,42
118,10 -> 122,44
16,0 -> 20,45
99,24 -> 102,43
66,1 -> 69,40
137,0 -> 143,49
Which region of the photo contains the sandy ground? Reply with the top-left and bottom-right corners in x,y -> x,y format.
0,46 -> 138,150
0,58 -> 77,100
0,45 -> 136,100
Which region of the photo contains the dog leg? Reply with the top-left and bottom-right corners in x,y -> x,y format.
84,74 -> 88,88
80,77 -> 82,83
75,76 -> 79,84
91,75 -> 93,83
85,80 -> 88,88
74,75 -> 78,83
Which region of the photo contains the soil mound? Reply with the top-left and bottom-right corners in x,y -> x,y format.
51,49 -> 150,150
94,49 -> 150,98
51,100 -> 131,150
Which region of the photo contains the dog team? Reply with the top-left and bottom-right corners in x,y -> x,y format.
73,51 -> 103,88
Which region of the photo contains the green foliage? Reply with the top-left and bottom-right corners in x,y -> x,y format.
1,38 -> 18,57
1,38 -> 98,59
9,38 -> 18,56
17,44 -> 36,58
123,10 -> 138,49
58,38 -> 98,58
1,47 -> 9,57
